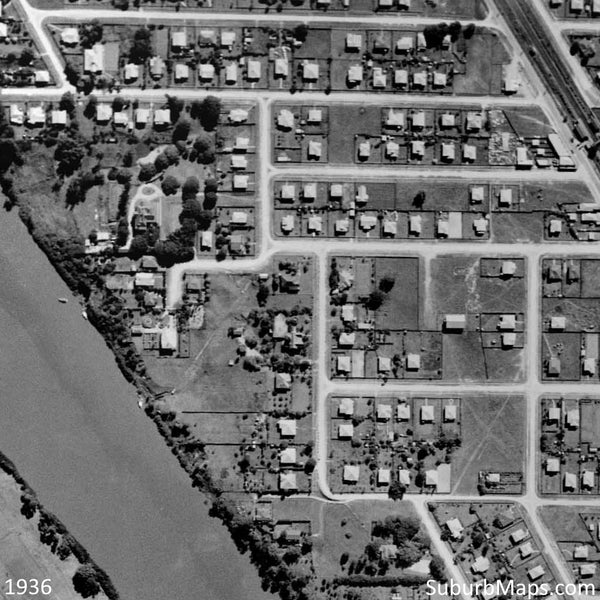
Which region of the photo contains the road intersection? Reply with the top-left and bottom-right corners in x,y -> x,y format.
12,0 -> 600,596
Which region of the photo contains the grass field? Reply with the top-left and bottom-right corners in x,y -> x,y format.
428,255 -> 527,321
149,272 -> 269,411
315,500 -> 428,581
540,506 -> 598,543
450,394 -> 526,494
374,257 -> 420,330
427,256 -> 526,381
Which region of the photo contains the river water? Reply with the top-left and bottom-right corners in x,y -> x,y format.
0,211 -> 273,600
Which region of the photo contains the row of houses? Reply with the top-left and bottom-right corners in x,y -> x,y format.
277,107 -> 486,133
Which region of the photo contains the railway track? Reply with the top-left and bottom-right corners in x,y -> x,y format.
495,0 -> 600,142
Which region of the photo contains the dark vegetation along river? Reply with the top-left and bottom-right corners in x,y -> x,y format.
0,210 -> 274,600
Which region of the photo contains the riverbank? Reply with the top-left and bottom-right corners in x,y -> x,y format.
0,452 -> 113,600
0,208 -> 274,600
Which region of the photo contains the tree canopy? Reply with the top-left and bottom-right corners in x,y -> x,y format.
197,96 -> 221,131
161,174 -> 180,196
130,27 -> 153,63
194,133 -> 215,164
72,565 -> 101,598
139,162 -> 157,182
55,137 -> 85,175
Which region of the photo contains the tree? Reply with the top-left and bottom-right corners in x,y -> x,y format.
113,0 -> 130,8
0,139 -> 19,173
72,565 -> 101,598
257,283 -> 270,306
116,217 -> 129,246
198,96 -> 222,131
165,95 -> 185,122
130,27 -> 153,63
304,458 -> 316,474
379,275 -> 395,293
180,198 -> 202,220
161,174 -> 180,195
64,61 -> 80,87
80,21 -> 103,49
196,209 -> 213,231
423,23 -> 449,49
204,177 -> 218,192
190,100 -> 202,120
203,190 -> 218,210
463,23 -> 476,39
182,176 -> 200,200
388,480 -> 406,501
65,176 -> 84,206
293,24 -> 309,42
448,21 -> 462,40
154,237 -> 193,267
19,48 -> 34,66
413,190 -> 426,208
283,547 -> 301,565
154,152 -> 169,172
83,94 -> 98,120
112,96 -> 126,112
122,150 -> 133,167
366,290 -> 385,310
116,168 -> 132,184
139,162 -> 157,182
172,118 -> 191,142
194,133 -> 215,164
163,145 -> 180,165
430,555 -> 446,582
55,138 -> 85,175
59,91 -> 76,116
129,235 -> 148,258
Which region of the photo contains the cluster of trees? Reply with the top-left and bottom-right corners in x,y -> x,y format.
366,275 -> 395,310
293,24 -> 309,42
210,497 -> 312,600
79,21 -> 103,49
55,137 -> 86,176
72,564 -> 118,599
334,574 -> 430,589
388,480 -> 407,501
191,133 -> 216,164
423,21 -> 475,48
18,47 -> 34,67
65,170 -> 105,206
130,27 -> 153,63
147,173 -> 220,266
86,292 -> 148,377
20,204 -> 98,296
190,96 -> 222,131
153,144 -> 180,174
369,515 -> 430,570
0,104 -> 23,178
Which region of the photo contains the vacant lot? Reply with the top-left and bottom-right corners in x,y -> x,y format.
428,256 -> 526,323
374,257 -> 420,330
451,394 -> 526,494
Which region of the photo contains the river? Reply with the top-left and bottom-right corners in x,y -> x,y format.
0,210 -> 274,600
